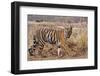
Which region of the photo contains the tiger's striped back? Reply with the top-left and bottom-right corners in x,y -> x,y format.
35,27 -> 65,47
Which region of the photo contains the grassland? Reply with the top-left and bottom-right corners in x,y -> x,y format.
27,21 -> 88,61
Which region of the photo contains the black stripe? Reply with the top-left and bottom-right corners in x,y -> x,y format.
39,28 -> 45,45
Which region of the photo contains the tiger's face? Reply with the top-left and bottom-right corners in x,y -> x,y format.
64,26 -> 72,38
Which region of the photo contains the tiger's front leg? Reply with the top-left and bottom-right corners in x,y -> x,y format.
57,42 -> 61,57
57,48 -> 61,57
57,42 -> 66,58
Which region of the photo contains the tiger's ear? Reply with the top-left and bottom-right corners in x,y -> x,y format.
65,27 -> 69,30
65,25 -> 72,30
70,25 -> 72,30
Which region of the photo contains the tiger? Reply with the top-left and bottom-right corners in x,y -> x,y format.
28,25 -> 72,57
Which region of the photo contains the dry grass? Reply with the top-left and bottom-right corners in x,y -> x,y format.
65,28 -> 88,58
27,22 -> 88,61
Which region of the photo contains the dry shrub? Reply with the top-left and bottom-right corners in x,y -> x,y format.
78,30 -> 87,51
65,28 -> 88,57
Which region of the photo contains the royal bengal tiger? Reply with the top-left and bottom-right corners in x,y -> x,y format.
28,25 -> 72,57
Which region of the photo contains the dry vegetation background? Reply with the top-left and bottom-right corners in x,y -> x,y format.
27,15 -> 88,61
